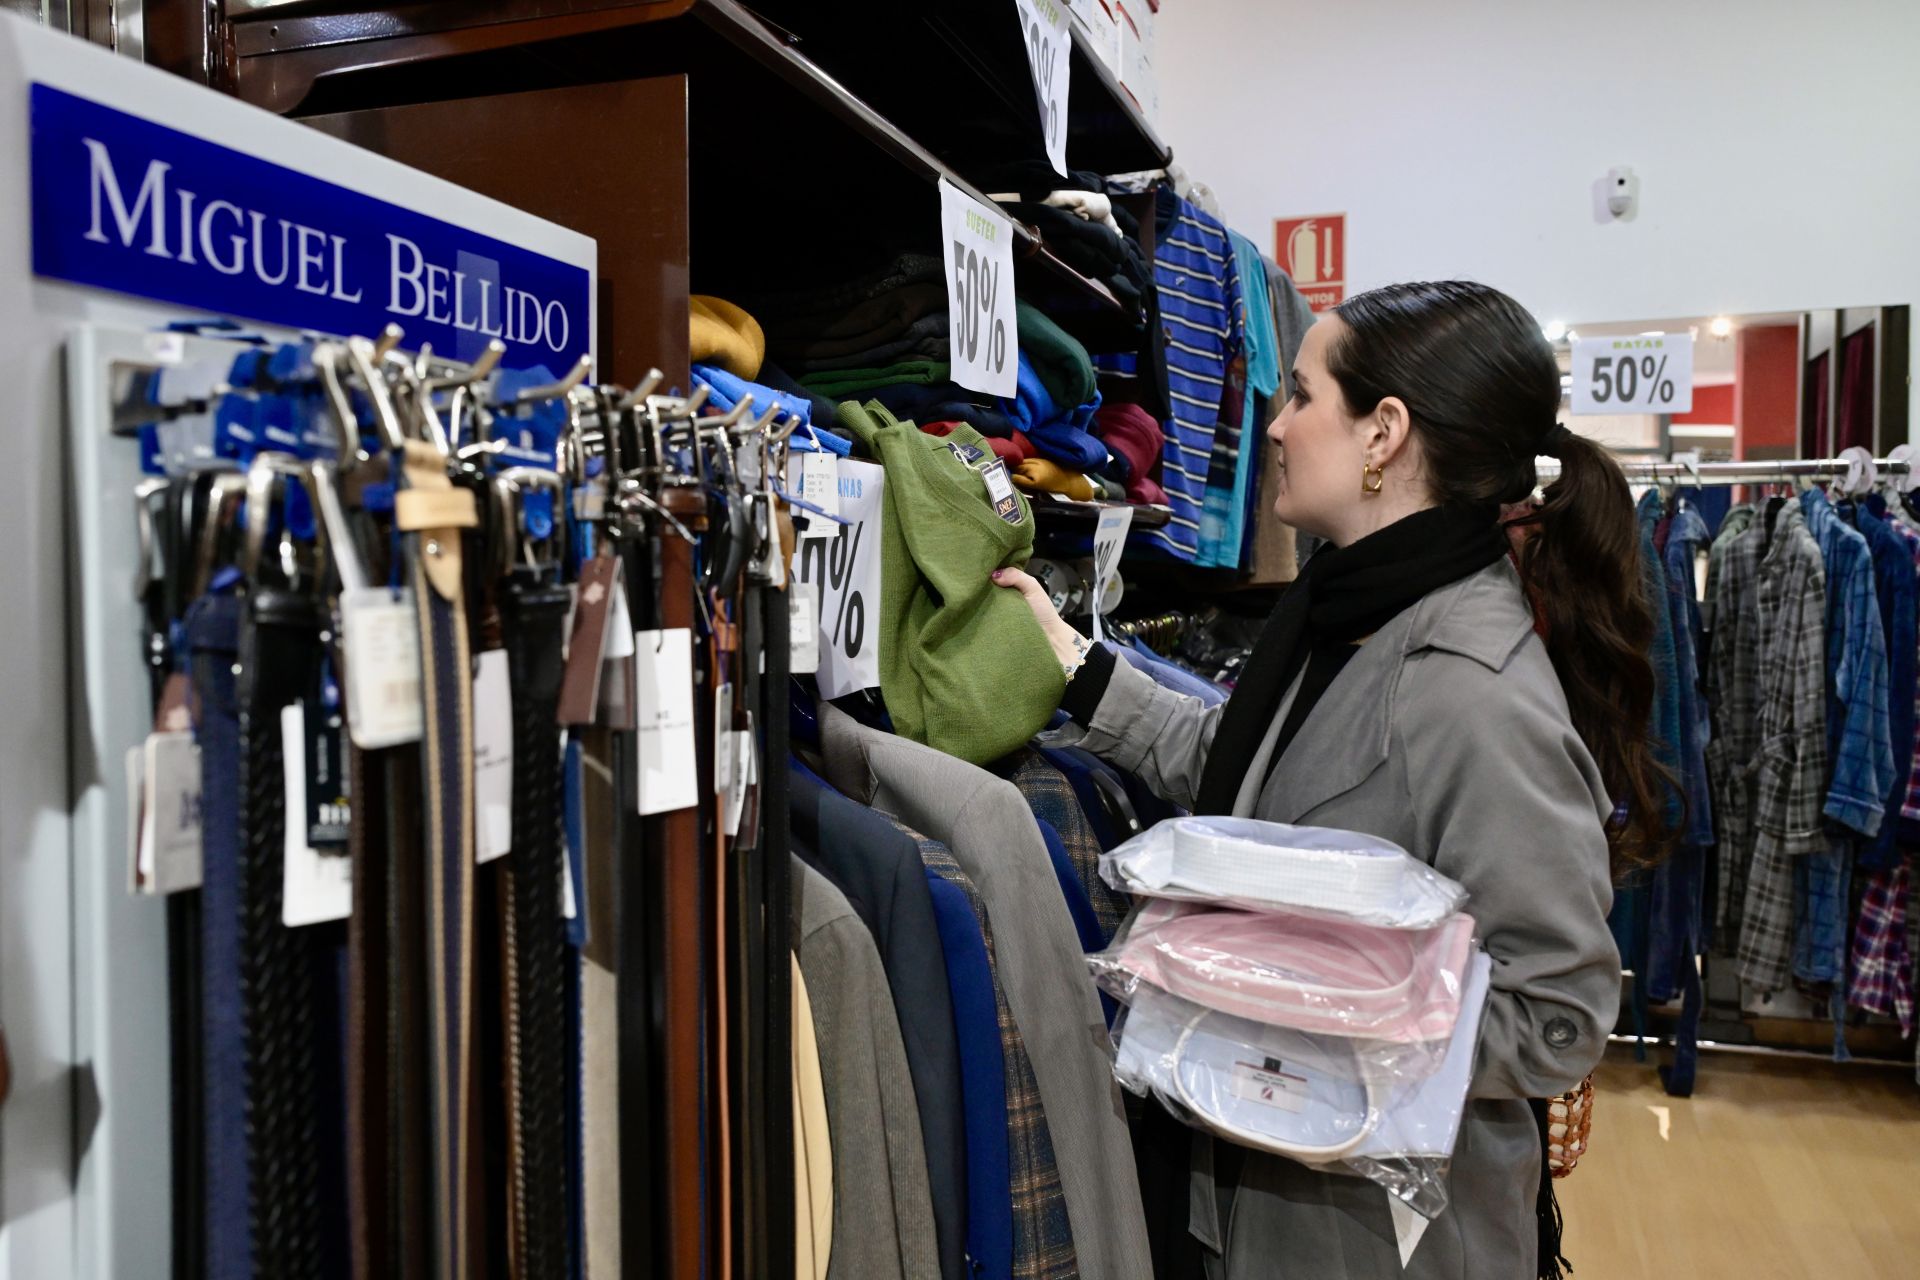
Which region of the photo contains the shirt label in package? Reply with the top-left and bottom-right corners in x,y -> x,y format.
1229,1059 -> 1310,1113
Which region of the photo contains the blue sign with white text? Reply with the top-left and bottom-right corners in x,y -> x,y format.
29,83 -> 592,370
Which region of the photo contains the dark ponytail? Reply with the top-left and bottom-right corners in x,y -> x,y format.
1328,281 -> 1677,876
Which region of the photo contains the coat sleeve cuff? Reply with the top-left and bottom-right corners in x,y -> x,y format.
1060,642 -> 1118,726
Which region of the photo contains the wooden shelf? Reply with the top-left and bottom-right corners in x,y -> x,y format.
227,0 -> 1142,351
1028,494 -> 1171,530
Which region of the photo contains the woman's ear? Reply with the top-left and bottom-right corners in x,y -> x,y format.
1364,395 -> 1415,467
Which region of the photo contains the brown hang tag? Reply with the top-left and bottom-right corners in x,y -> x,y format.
558,552 -> 622,725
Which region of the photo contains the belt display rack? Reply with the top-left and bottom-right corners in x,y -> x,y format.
112,322 -> 798,1279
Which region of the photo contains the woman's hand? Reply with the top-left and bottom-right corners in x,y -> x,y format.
992,567 -> 1091,671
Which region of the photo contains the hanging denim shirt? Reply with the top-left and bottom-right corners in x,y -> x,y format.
1800,488 -> 1895,837
1793,490 -> 1893,1019
1850,505 -> 1917,871
1660,497 -> 1717,846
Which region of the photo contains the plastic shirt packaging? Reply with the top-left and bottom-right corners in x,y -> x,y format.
1089,900 -> 1473,1079
1099,816 -> 1468,928
1110,949 -> 1493,1220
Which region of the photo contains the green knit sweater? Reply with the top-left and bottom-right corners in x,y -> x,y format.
838,399 -> 1066,764
798,360 -> 951,398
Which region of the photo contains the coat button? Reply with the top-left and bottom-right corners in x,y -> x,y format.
1543,1017 -> 1579,1050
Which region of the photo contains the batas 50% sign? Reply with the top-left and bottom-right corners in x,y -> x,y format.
1570,332 -> 1694,415
939,179 -> 1018,398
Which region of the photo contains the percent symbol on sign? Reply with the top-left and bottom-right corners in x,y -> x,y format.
1617,353 -> 1674,405
825,519 -> 866,659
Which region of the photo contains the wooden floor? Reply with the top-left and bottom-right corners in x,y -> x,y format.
1558,1043 -> 1920,1278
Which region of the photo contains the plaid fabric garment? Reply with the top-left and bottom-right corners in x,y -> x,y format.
1704,508 -> 1763,939
1849,861 -> 1913,1034
904,825 -> 1077,1280
1801,489 -> 1896,838
1005,749 -> 1131,942
1876,512 -> 1920,835
1728,502 -> 1830,993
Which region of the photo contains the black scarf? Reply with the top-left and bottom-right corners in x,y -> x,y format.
1192,504 -> 1510,815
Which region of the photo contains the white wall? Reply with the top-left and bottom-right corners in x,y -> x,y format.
1154,0 -> 1920,437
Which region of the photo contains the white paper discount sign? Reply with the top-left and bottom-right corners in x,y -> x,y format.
1571,332 -> 1694,415
940,178 -> 1019,399
1016,0 -> 1071,177
1090,504 -> 1133,642
790,457 -> 886,697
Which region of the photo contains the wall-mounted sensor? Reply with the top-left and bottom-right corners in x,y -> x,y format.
1606,167 -> 1638,219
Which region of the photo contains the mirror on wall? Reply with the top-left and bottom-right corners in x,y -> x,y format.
1548,306 -> 1910,461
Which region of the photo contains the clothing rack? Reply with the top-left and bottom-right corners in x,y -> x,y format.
1539,455 -> 1916,487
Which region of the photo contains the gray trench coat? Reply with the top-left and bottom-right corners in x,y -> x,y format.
1063,560 -> 1620,1279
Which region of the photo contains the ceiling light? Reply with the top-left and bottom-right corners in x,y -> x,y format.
1709,316 -> 1734,338
1543,320 -> 1567,343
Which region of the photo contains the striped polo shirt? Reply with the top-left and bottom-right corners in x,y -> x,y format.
1098,188 -> 1243,560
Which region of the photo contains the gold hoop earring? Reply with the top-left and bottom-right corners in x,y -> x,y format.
1362,462 -> 1385,495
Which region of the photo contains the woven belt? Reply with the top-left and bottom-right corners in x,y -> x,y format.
499,574 -> 573,1279
188,587 -> 252,1280
236,585 -> 328,1280
396,441 -> 482,1280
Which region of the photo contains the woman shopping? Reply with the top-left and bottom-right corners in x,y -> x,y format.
995,281 -> 1670,1279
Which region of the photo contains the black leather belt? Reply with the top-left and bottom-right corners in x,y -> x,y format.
236,585 -> 328,1280
500,573 -> 574,1280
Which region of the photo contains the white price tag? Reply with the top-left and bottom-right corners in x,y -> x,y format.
635,628 -> 699,815
472,649 -> 514,864
603,577 -> 635,659
789,583 -> 821,675
939,178 -> 1019,399
791,458 -> 885,698
725,714 -> 755,840
282,704 -> 352,927
339,586 -> 424,748
799,452 -> 840,540
715,682 -> 735,796
1016,0 -> 1072,176
1571,332 -> 1694,415
1090,504 -> 1134,641
145,731 -> 204,894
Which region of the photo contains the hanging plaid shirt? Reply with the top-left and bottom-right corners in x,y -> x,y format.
1849,861 -> 1913,1034
1003,750 -> 1131,942
1801,489 -> 1896,838
1707,501 -> 1828,993
905,825 -> 1077,1280
1879,508 -> 1920,844
1790,492 -> 1893,998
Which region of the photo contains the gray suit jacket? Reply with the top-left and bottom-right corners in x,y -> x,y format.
819,703 -> 1155,1280
792,857 -> 940,1280
1062,560 -> 1621,1279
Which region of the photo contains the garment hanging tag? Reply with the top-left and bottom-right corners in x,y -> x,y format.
714,681 -> 736,796
281,703 -> 352,926
472,648 -> 514,863
1090,504 -> 1134,641
1015,0 -> 1072,175
138,729 -> 204,894
980,459 -> 1023,524
725,712 -> 755,839
799,452 -> 839,540
339,586 -> 424,748
939,178 -> 1019,398
789,583 -> 821,675
634,628 -> 699,815
126,745 -> 149,895
559,553 -> 620,724
303,670 -> 351,848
